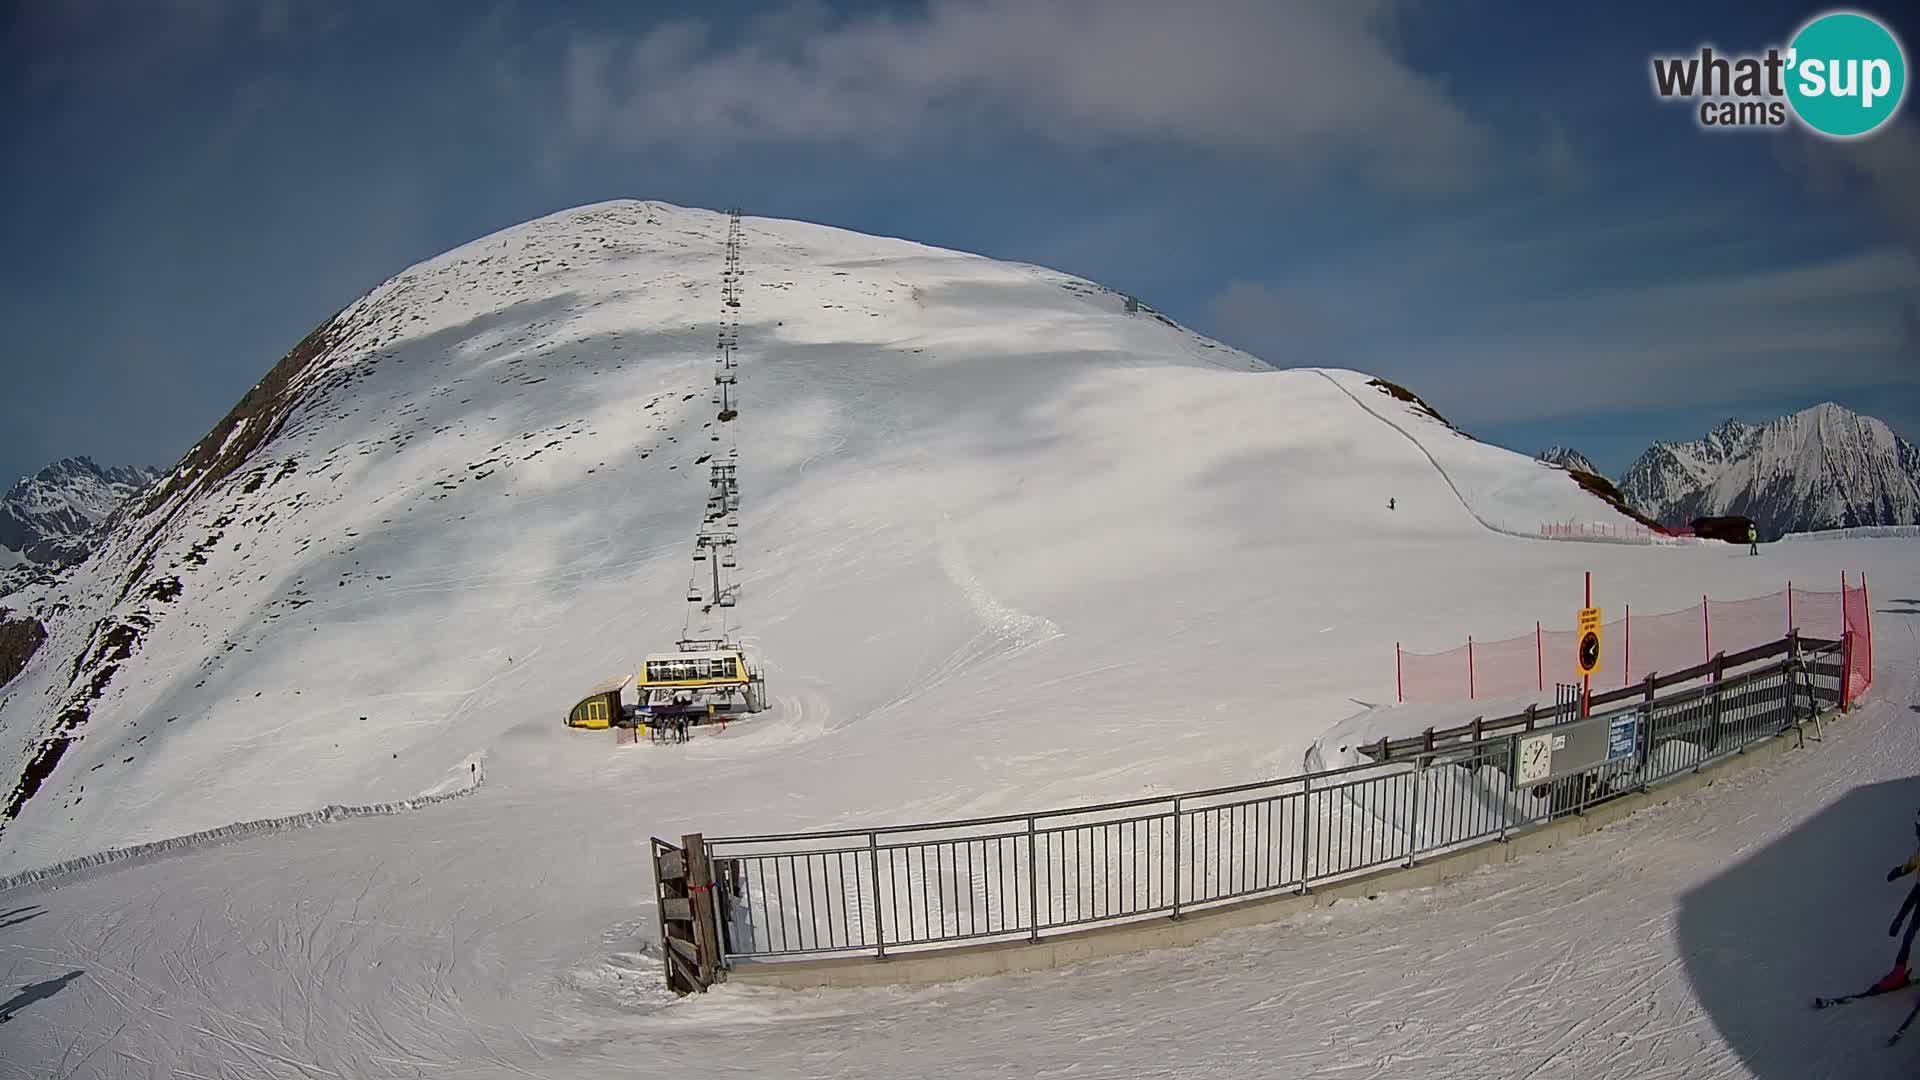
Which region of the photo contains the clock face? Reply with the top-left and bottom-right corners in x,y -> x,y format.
1516,734 -> 1553,785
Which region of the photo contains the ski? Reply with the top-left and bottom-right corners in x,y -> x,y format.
1815,983 -> 1908,1009
1891,996 -> 1920,1046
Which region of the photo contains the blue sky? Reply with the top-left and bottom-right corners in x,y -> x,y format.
2,0 -> 1916,485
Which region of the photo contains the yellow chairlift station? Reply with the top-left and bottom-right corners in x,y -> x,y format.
637,648 -> 768,716
565,674 -> 633,730
639,650 -> 749,692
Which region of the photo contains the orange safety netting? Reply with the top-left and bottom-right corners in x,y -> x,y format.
1397,577 -> 1873,705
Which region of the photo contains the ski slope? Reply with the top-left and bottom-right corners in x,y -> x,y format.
1,202 -> 1912,1076
0,201 -> 1642,874
0,539 -> 1912,1078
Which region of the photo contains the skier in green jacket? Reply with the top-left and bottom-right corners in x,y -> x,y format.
1747,523 -> 1759,555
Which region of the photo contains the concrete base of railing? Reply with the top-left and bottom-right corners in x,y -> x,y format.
725,709 -> 1847,991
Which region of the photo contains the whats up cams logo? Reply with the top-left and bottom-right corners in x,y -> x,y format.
1650,9 -> 1908,137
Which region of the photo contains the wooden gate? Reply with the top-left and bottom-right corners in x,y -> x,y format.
651,833 -> 723,994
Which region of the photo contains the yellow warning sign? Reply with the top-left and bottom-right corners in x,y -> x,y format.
1576,606 -> 1603,676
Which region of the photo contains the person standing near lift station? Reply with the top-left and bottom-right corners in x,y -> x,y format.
1748,523 -> 1758,556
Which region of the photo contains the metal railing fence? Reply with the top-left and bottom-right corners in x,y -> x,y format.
699,636 -> 1846,964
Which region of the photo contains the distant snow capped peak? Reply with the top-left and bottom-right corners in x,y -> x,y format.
1536,446 -> 1600,476
1618,402 -> 1920,539
0,457 -> 166,582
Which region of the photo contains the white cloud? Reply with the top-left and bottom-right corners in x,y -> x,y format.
552,0 -> 1492,190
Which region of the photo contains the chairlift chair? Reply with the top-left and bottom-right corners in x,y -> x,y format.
685,587 -> 702,603
718,592 -> 737,608
720,552 -> 737,568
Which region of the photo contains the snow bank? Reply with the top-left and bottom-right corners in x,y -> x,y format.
1781,524 -> 1920,542
0,756 -> 484,894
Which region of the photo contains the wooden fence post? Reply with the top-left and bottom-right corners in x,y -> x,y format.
682,832 -> 722,990
653,837 -> 705,995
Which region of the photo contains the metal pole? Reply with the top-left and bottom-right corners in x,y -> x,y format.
1468,637 -> 1475,700
1405,757 -> 1421,867
868,831 -> 885,959
1296,779 -> 1311,893
1170,796 -> 1183,917
1499,732 -> 1516,840
1584,572 -> 1592,716
1396,643 -> 1403,703
1536,621 -> 1542,692
1026,816 -> 1041,941
1624,604 -> 1631,687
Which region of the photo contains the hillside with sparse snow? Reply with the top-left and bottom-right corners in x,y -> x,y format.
1619,404 -> 1920,539
0,200 -> 1649,872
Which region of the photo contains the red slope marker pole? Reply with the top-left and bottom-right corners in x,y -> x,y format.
1468,637 -> 1475,700
1863,573 -> 1872,686
1702,594 -> 1711,665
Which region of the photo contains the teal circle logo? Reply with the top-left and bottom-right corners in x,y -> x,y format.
1786,11 -> 1907,137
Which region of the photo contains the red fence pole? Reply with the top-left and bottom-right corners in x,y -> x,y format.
1702,594 -> 1711,664
1536,621 -> 1543,691
1396,643 -> 1403,703
1624,604 -> 1631,686
1787,580 -> 1793,635
1864,573 -> 1872,685
1468,637 -> 1476,700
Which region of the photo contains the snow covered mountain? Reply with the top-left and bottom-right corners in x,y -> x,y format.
0,457 -> 163,593
0,200 -> 1649,872
1617,404 -> 1920,539
1537,446 -> 1599,476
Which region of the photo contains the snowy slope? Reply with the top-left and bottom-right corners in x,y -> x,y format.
1538,445 -> 1600,475
0,200 -> 1650,872
1619,404 -> 1920,538
1319,370 -> 1647,537
0,540 -> 1911,1080
0,199 -> 1910,1078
